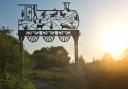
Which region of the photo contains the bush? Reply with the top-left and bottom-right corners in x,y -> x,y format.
15,79 -> 36,89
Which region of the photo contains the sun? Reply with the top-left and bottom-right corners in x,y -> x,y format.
100,26 -> 128,58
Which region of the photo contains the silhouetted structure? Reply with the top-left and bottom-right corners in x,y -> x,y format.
18,2 -> 80,80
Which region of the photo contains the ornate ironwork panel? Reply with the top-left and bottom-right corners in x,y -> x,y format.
18,2 -> 79,42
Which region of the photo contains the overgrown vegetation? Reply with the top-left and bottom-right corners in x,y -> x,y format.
1,27 -> 128,89
31,46 -> 70,70
29,49 -> 128,89
15,79 -> 36,89
0,29 -> 35,89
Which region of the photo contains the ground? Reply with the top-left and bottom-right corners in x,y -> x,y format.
30,78 -> 56,89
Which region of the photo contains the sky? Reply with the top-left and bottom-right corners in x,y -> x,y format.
1,0 -> 128,61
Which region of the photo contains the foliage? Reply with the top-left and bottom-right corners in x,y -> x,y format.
73,52 -> 128,89
2,27 -> 128,89
0,30 -> 22,79
15,79 -> 36,89
0,28 -> 31,89
102,52 -> 114,63
31,46 -> 70,70
122,48 -> 128,60
29,68 -> 72,89
29,53 -> 128,89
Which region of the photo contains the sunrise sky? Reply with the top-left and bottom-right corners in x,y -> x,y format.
1,0 -> 128,61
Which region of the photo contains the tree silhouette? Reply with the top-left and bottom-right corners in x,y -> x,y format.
102,53 -> 113,63
32,46 -> 70,70
0,28 -> 30,89
122,48 -> 128,60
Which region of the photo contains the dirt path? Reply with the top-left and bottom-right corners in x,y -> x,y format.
30,78 -> 56,89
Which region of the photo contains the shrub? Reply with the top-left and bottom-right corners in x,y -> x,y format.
15,79 -> 36,89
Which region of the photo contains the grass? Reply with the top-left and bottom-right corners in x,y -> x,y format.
28,67 -> 77,89
15,79 -> 36,89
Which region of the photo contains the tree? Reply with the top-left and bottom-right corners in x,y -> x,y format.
122,48 -> 128,60
78,55 -> 85,66
0,30 -> 21,75
32,46 -> 70,70
102,53 -> 113,62
0,28 -> 30,89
